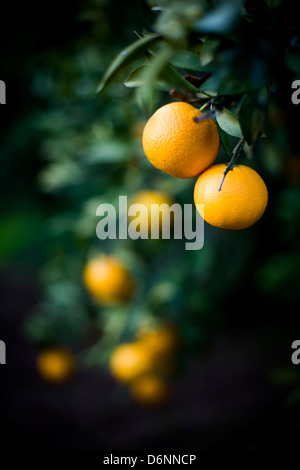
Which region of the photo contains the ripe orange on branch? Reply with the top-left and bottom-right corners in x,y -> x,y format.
142,102 -> 219,179
194,164 -> 268,230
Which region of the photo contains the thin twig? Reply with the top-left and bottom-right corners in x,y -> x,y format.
218,138 -> 245,191
194,109 -> 216,122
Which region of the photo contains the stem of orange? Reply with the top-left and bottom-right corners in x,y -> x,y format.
218,138 -> 245,192
199,100 -> 211,112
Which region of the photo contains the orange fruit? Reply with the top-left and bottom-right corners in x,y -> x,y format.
129,190 -> 174,237
83,255 -> 135,305
142,102 -> 219,179
37,347 -> 76,383
136,324 -> 180,357
129,374 -> 169,407
109,343 -> 155,383
136,324 -> 180,376
194,164 -> 268,229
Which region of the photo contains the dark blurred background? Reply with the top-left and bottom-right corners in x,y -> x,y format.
1,0 -> 300,450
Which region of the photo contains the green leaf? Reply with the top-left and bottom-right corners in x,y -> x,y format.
162,66 -> 201,92
137,47 -> 174,114
125,66 -> 147,88
199,39 -> 220,67
125,63 -> 200,93
193,3 -> 240,34
217,123 -> 232,158
82,141 -> 130,164
239,89 -> 267,145
216,108 -> 243,138
169,50 -> 203,72
96,33 -> 161,92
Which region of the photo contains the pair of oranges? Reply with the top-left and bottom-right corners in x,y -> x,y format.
142,101 -> 268,230
109,324 -> 179,407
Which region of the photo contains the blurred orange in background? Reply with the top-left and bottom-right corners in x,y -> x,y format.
83,255 -> 135,305
37,347 -> 76,383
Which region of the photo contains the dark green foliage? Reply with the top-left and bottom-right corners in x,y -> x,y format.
1,0 -> 300,412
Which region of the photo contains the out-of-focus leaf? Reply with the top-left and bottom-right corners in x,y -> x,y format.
264,0 -> 282,9
286,52 -> 300,75
136,46 -> 181,114
239,89 -> 267,145
169,50 -> 203,71
270,368 -> 299,385
243,141 -> 254,161
159,65 -> 200,91
24,279 -> 89,346
193,3 -> 240,34
82,141 -> 131,164
216,108 -> 243,138
202,50 -> 268,94
151,6 -> 164,12
25,303 -> 89,346
149,281 -> 178,306
199,39 -> 220,67
257,253 -> 297,294
38,160 -> 83,191
0,212 -> 42,260
125,62 -> 200,92
97,33 -> 161,92
125,66 -> 147,88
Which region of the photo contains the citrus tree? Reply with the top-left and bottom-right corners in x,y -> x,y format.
20,0 -> 300,406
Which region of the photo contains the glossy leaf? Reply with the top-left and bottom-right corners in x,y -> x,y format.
216,108 -> 243,138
